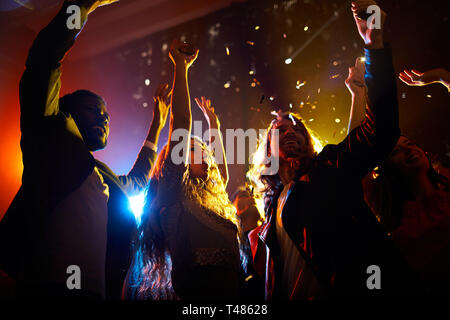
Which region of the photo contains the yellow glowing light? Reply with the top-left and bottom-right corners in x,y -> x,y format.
335,118 -> 341,123
226,47 -> 230,55
224,81 -> 231,88
304,26 -> 309,31
255,26 -> 260,30
285,58 -> 292,64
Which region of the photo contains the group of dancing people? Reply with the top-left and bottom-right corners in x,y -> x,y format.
0,0 -> 449,300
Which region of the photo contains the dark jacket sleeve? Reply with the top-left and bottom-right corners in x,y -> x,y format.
318,45 -> 400,178
118,146 -> 157,196
19,1 -> 88,133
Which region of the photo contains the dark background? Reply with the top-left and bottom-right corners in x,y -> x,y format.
0,0 -> 449,219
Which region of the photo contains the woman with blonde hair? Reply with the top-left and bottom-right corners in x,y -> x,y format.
123,40 -> 246,300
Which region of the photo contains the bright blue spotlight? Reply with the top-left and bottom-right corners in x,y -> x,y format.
128,191 -> 146,226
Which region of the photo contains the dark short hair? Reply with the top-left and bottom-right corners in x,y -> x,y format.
59,90 -> 105,115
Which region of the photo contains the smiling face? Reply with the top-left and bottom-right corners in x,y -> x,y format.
71,95 -> 110,151
270,117 -> 313,161
386,136 -> 429,177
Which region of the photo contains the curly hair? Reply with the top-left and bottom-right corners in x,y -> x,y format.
129,136 -> 247,300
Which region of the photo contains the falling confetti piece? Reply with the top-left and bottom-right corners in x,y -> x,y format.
308,118 -> 314,122
249,70 -> 255,75
335,118 -> 341,123
247,41 -> 255,46
224,81 -> 231,88
402,93 -> 406,99
359,57 -> 366,62
251,83 -> 256,87
317,88 -> 321,94
285,58 -> 292,64
143,102 -> 148,108
226,47 -> 230,55
283,33 -> 287,38
296,80 -> 306,89
269,96 -> 275,101
426,94 -> 432,98
289,114 -> 297,126
145,79 -> 150,86
333,61 -> 339,66
271,111 -> 278,116
330,74 -> 340,79
311,105 -> 316,110
304,26 -> 309,31
289,103 -> 293,109
235,87 -> 240,93
255,26 -> 260,30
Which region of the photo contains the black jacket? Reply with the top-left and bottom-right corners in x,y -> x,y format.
252,45 -> 412,299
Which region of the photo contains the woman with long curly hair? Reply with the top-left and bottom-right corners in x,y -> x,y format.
123,40 -> 246,300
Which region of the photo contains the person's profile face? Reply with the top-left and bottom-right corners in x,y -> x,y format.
72,95 -> 110,151
387,136 -> 429,176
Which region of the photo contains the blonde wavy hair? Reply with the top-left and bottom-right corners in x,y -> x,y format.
128,136 -> 246,300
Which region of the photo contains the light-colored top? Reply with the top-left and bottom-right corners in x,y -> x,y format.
35,167 -> 109,297
275,181 -> 322,299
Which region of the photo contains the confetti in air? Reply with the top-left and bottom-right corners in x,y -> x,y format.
285,58 -> 292,64
288,114 -> 297,126
296,80 -> 306,89
226,47 -> 230,55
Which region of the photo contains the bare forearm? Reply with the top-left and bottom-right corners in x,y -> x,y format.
167,65 -> 191,164
209,122 -> 229,185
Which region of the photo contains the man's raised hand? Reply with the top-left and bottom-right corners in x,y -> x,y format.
351,0 -> 386,49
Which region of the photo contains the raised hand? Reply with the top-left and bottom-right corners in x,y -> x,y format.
73,0 -> 120,14
351,0 -> 386,49
345,57 -> 367,96
194,96 -> 220,128
169,39 -> 199,70
399,68 -> 450,89
153,83 -> 172,129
